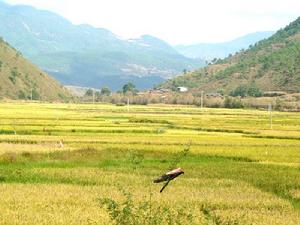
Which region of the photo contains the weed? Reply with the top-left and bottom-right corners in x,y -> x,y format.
100,189 -> 195,225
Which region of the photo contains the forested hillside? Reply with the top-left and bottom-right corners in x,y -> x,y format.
162,17 -> 300,94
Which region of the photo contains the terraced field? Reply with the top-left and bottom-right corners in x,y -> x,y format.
0,102 -> 299,224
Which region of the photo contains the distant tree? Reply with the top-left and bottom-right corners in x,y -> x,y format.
95,91 -> 101,98
32,89 -> 40,100
18,90 -> 27,99
224,96 -> 244,108
230,85 -> 248,97
122,82 -> 137,95
101,86 -> 111,96
183,69 -> 187,74
9,68 -> 19,84
247,82 -> 262,97
85,89 -> 93,96
230,82 -> 262,98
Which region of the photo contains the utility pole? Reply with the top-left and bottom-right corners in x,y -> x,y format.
127,97 -> 130,112
92,89 -> 95,104
30,82 -> 33,101
201,91 -> 204,109
268,103 -> 273,129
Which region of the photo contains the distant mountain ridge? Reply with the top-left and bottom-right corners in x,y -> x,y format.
0,1 -> 203,90
175,31 -> 275,60
162,17 -> 300,94
0,36 -> 70,101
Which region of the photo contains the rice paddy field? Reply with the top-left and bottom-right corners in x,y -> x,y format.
0,102 -> 299,225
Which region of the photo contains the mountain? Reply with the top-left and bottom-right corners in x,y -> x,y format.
175,31 -> 275,60
0,1 -> 203,90
0,36 -> 70,100
162,17 -> 300,94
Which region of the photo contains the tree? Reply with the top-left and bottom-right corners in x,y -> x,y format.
230,82 -> 262,98
230,85 -> 248,97
85,89 -> 93,96
18,90 -> 27,100
95,91 -> 101,98
122,82 -> 137,95
224,96 -> 244,108
247,82 -> 262,97
101,87 -> 111,96
32,88 -> 40,100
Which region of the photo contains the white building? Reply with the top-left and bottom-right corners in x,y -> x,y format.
177,87 -> 188,93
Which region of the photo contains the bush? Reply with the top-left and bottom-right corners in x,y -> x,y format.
230,82 -> 262,97
100,189 -> 195,225
85,89 -> 93,96
18,90 -> 27,99
9,68 -> 19,84
230,85 -> 248,97
32,89 -> 40,100
247,82 -> 262,97
224,96 -> 244,108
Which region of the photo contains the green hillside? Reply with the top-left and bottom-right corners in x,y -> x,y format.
162,17 -> 300,94
0,37 -> 70,101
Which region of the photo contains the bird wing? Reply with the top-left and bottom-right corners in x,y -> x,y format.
153,174 -> 169,183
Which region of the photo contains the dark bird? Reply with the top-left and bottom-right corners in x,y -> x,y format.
153,168 -> 184,193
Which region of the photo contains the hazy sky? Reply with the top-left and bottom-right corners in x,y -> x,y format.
4,0 -> 300,45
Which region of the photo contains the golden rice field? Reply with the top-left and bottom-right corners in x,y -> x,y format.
0,102 -> 299,225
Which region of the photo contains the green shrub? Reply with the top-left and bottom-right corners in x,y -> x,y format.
32,89 -> 40,100
18,90 -> 27,100
9,68 -> 19,84
230,82 -> 262,97
247,82 -> 262,97
100,189 -> 195,225
224,96 -> 244,109
85,89 -> 93,96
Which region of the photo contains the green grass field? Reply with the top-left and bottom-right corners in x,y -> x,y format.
0,102 -> 299,224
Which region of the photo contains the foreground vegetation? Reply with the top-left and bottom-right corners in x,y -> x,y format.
0,102 -> 299,224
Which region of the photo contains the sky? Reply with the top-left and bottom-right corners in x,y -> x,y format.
4,0 -> 300,45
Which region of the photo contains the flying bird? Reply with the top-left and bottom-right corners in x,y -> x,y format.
153,168 -> 184,193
